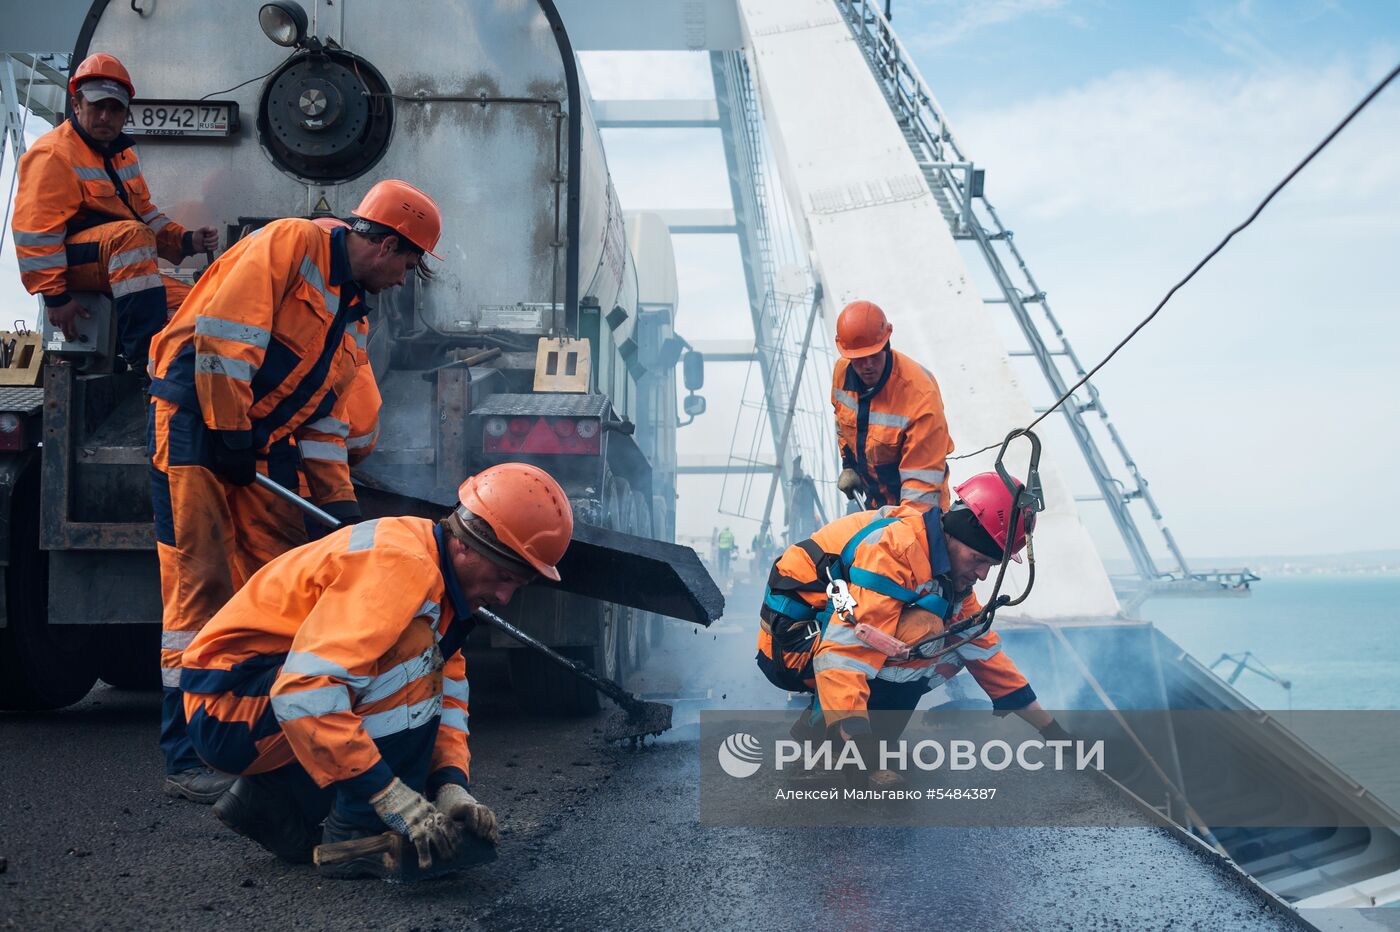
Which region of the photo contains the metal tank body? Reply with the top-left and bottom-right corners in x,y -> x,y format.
83,0 -> 633,345
70,0 -> 673,704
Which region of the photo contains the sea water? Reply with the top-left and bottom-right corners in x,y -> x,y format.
1145,575 -> 1400,805
1143,575 -> 1400,711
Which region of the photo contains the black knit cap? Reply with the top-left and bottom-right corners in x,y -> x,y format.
942,506 -> 1005,561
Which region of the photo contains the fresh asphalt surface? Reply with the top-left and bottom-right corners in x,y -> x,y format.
0,625 -> 1304,931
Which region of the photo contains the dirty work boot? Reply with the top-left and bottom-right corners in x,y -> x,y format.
213,774 -> 324,864
317,809 -> 392,881
164,767 -> 234,805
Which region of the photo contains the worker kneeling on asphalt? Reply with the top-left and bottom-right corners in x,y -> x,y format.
179,463 -> 573,878
756,472 -> 1067,760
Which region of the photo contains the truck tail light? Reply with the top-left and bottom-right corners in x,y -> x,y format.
483,416 -> 601,455
0,414 -> 25,452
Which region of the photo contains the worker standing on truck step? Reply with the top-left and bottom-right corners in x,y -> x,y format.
10,53 -> 217,370
831,300 -> 953,512
756,472 -> 1069,776
181,464 -> 571,878
146,179 -> 442,803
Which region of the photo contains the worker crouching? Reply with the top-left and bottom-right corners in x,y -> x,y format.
756,472 -> 1068,771
179,464 -> 573,878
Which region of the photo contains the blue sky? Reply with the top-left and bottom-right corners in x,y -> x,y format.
883,0 -> 1400,560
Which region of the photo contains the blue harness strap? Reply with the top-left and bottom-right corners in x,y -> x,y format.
763,512 -> 953,628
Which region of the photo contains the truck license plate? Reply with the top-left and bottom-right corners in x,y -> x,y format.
124,100 -> 239,137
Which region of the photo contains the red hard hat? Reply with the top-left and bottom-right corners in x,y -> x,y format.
69,53 -> 134,99
835,300 -> 893,359
953,472 -> 1037,564
456,463 -> 572,581
351,180 -> 444,259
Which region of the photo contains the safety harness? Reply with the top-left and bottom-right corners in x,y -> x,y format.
759,510 -> 952,693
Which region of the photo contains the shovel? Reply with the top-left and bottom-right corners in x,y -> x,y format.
253,473 -> 674,741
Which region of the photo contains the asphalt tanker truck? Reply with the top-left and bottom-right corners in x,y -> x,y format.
0,0 -> 715,712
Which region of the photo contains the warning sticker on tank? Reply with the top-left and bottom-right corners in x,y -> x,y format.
476,304 -> 554,332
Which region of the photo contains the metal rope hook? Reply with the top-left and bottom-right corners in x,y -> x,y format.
916,427 -> 1045,664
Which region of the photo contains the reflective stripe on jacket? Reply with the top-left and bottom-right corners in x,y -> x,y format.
341,361 -> 381,466
832,349 -> 952,511
11,119 -> 187,298
760,505 -> 1033,730
149,218 -> 369,506
181,516 -> 473,797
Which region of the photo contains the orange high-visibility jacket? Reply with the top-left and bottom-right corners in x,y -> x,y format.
832,349 -> 953,512
11,119 -> 187,300
342,360 -> 381,466
764,506 -> 1033,731
182,516 -> 473,796
148,218 -> 369,506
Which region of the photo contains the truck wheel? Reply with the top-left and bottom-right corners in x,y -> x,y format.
630,491 -> 665,654
98,625 -> 161,691
0,468 -> 99,710
508,645 -> 603,716
616,487 -> 642,673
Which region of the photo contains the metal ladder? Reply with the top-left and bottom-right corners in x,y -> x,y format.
711,50 -> 835,536
832,0 -> 1256,599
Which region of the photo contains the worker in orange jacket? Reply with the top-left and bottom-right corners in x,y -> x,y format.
756,472 -> 1067,750
181,464 -> 571,878
10,53 -> 217,368
831,300 -> 953,512
146,180 -> 442,803
307,216 -> 381,466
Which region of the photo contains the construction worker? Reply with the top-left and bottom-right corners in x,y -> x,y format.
717,526 -> 736,578
180,464 -> 572,877
146,180 -> 442,803
10,53 -> 217,368
755,472 -> 1068,753
831,300 -> 953,512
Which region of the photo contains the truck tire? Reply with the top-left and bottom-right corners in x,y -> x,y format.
0,468 -> 99,710
98,625 -> 162,691
630,491 -> 665,653
616,486 -> 642,673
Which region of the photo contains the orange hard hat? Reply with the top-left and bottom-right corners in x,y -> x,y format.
350,180 -> 443,260
835,300 -> 893,358
456,463 -> 572,581
69,53 -> 134,99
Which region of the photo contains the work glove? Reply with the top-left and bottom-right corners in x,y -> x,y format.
433,784 -> 499,845
45,296 -> 91,342
1038,719 -> 1073,743
836,468 -> 864,501
208,431 -> 256,487
370,777 -> 461,869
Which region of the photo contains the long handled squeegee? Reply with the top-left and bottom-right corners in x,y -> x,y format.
253,473 -> 672,741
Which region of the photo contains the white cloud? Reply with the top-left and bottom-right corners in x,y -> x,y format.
955,55 -> 1400,221
942,53 -> 1400,556
897,0 -> 1074,50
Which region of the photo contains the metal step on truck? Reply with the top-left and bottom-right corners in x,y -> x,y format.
0,0 -> 715,713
